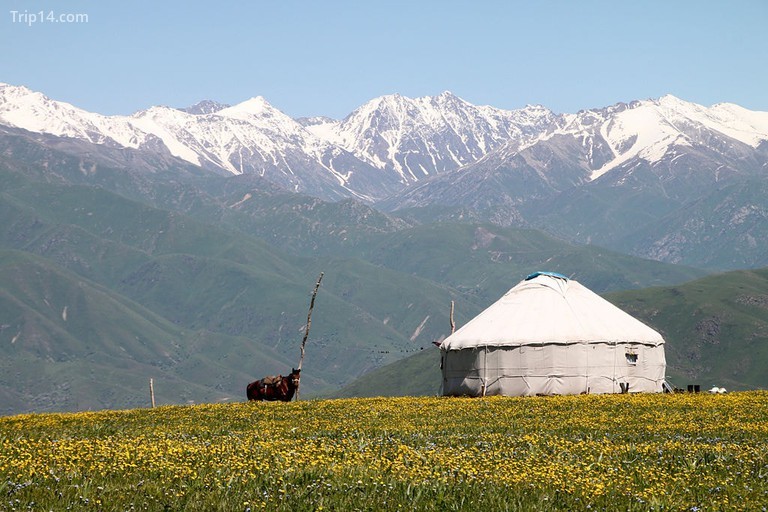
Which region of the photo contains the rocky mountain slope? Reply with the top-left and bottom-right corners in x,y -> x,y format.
2,83 -> 767,265
0,83 -> 396,201
305,91 -> 556,184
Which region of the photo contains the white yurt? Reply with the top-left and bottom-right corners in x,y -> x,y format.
440,272 -> 666,396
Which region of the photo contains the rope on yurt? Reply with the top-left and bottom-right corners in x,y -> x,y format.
613,341 -> 618,394
481,345 -> 488,397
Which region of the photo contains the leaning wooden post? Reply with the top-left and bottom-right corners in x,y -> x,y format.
149,378 -> 156,408
449,300 -> 456,334
295,272 -> 324,401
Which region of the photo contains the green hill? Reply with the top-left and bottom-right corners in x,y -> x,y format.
336,268 -> 768,397
608,267 -> 768,390
0,149 -> 714,415
0,164 -> 471,411
620,179 -> 768,269
345,223 -> 706,304
333,347 -> 442,398
0,250 -> 293,415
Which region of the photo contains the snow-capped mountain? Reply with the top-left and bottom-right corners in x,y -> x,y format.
0,83 -> 152,150
2,82 -> 767,231
0,84 -> 558,200
379,95 -> 768,269
0,83 -> 395,201
129,98 -> 400,200
544,95 -> 768,181
386,95 -> 768,216
305,91 -> 557,184
178,100 -> 230,115
1,82 -> 768,269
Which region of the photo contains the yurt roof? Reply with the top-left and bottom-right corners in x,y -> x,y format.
441,272 -> 664,351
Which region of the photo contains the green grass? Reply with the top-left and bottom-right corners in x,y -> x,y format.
1,393 -> 766,511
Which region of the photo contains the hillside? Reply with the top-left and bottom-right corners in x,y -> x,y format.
336,268 -> 768,397
0,250 -> 294,415
0,131 -> 721,415
333,347 -> 442,398
0,175 -> 457,411
608,267 -> 768,390
343,223 -> 706,304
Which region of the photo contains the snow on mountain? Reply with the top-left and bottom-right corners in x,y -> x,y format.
0,83 -> 558,200
298,116 -> 339,142
383,95 -> 768,226
0,83 -> 150,150
309,91 -> 557,184
178,100 -> 230,115
295,116 -> 337,128
706,101 -> 768,146
2,82 -> 767,208
0,83 -> 392,201
536,95 -> 768,181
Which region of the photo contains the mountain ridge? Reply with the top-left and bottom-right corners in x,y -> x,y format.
0,83 -> 395,202
306,91 -> 557,184
3,83 -> 766,198
2,83 -> 767,270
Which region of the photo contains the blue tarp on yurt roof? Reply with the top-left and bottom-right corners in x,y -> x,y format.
525,271 -> 568,281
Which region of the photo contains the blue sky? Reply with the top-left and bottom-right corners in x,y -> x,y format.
2,1 -> 767,118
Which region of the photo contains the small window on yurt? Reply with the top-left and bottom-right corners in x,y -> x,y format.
625,352 -> 638,365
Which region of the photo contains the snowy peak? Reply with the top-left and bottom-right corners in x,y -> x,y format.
218,96 -> 276,119
178,100 -> 230,115
126,95 -> 386,199
313,91 -> 557,183
434,90 -> 461,101
387,94 -> 768,225
0,83 -> 150,150
2,83 -> 766,207
0,83 -> 386,201
533,95 -> 768,180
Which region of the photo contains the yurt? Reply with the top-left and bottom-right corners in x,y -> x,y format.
440,272 -> 666,396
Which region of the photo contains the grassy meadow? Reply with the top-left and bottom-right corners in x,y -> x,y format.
1,392 -> 767,511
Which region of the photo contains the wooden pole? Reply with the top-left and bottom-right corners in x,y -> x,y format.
449,300 -> 456,334
295,272 -> 323,400
149,378 -> 156,408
